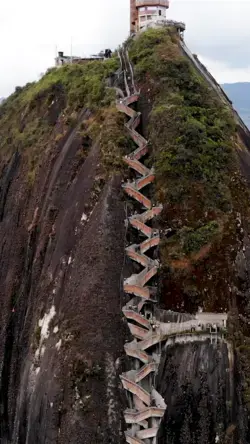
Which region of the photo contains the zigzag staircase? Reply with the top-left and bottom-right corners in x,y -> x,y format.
117,48 -> 166,444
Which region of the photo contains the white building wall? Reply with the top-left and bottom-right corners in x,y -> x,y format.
138,6 -> 167,30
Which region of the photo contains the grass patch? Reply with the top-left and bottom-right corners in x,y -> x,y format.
21,58 -> 119,110
86,105 -> 133,176
0,56 -> 120,181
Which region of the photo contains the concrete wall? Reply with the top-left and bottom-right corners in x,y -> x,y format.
138,6 -> 167,30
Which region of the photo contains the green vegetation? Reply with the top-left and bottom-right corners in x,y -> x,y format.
21,58 -> 119,109
129,31 -> 250,417
150,93 -> 234,211
182,222 -> 219,254
129,27 -> 180,79
165,221 -> 220,257
128,28 -> 238,262
86,106 -> 133,176
129,28 -> 236,213
126,28 -> 250,330
0,57 -> 120,182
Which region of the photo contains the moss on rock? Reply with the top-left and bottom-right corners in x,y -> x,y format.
0,56 -> 121,182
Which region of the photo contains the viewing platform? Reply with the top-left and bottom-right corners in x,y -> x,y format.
139,19 -> 186,32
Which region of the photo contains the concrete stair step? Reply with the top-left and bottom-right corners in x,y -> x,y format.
124,343 -> 150,364
134,172 -> 155,191
124,265 -> 159,290
120,375 -> 150,406
132,206 -> 162,224
122,93 -> 140,106
123,283 -> 151,299
126,245 -> 153,267
137,427 -> 158,439
135,362 -> 158,382
139,333 -> 162,351
125,407 -> 165,424
128,322 -> 150,340
123,184 -> 152,209
125,433 -> 144,444
126,113 -> 141,131
124,157 -> 150,176
116,102 -> 137,118
140,235 -> 160,254
134,394 -> 147,412
126,126 -> 148,148
122,309 -> 151,329
129,217 -> 153,238
139,265 -> 159,287
128,143 -> 149,161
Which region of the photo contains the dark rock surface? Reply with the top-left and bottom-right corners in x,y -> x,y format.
0,122 -> 128,443
157,341 -> 247,444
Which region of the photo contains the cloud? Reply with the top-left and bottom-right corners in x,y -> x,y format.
1,0 -> 250,96
171,0 -> 250,69
0,0 -> 129,97
199,56 -> 250,84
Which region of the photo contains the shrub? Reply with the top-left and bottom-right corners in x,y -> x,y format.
181,221 -> 219,254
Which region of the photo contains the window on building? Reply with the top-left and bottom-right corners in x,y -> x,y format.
139,6 -> 145,11
147,15 -> 152,20
140,15 -> 146,21
159,10 -> 162,15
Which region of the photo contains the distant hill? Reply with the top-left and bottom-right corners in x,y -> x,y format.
221,82 -> 250,128
0,98 -> 4,104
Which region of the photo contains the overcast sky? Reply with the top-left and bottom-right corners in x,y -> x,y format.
1,0 -> 250,97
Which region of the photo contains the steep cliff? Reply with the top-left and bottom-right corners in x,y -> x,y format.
0,59 -> 131,444
1,27 -> 250,444
127,27 -> 250,444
